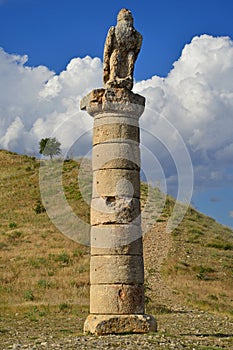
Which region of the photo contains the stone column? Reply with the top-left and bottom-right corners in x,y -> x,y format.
80,87 -> 157,335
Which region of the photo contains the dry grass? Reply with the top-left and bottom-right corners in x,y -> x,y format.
161,207 -> 233,315
0,149 -> 233,321
0,150 -> 90,315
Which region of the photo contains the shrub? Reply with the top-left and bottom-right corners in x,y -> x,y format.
53,252 -> 71,266
206,241 -> 233,250
9,222 -> 17,229
23,289 -> 35,301
34,201 -> 46,214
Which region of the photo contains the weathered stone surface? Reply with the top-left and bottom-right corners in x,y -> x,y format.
79,9 -> 156,336
80,88 -> 145,117
94,115 -> 139,128
92,143 -> 140,170
93,158 -> 139,172
80,88 -> 104,113
91,197 -> 141,225
90,284 -> 144,314
103,9 -> 142,90
91,224 -> 142,254
93,123 -> 139,145
84,314 -> 157,335
92,169 -> 140,198
90,255 -> 144,284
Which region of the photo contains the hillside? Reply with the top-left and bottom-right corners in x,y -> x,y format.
0,149 -> 233,348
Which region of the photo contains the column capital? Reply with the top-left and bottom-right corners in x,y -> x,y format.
80,88 -> 145,118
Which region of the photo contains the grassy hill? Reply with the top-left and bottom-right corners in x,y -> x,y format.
0,149 -> 232,325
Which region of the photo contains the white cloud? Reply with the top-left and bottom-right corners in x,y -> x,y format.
135,35 -> 233,188
0,49 -> 102,155
0,34 -> 233,192
229,211 -> 233,218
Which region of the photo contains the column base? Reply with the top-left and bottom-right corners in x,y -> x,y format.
84,314 -> 157,335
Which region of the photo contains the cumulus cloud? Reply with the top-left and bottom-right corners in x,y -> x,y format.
0,49 -> 102,155
135,35 -> 233,189
0,34 -> 233,195
229,211 -> 233,218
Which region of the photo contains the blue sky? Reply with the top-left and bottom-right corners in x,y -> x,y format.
0,0 -> 233,229
1,0 -> 233,79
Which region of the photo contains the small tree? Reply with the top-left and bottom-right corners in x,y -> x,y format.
39,137 -> 61,160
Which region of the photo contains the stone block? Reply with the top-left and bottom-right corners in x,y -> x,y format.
93,124 -> 139,145
94,114 -> 139,128
84,314 -> 157,335
92,169 -> 140,198
90,255 -> 144,284
80,88 -> 145,118
90,284 -> 144,314
91,224 -> 142,254
92,142 -> 140,170
91,197 -> 141,225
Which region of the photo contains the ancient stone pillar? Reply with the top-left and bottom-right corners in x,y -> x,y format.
80,88 -> 156,335
80,8 -> 157,335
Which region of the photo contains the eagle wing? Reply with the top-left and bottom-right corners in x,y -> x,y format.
103,26 -> 115,84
